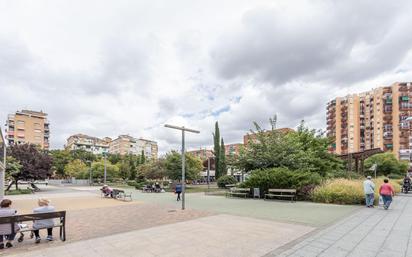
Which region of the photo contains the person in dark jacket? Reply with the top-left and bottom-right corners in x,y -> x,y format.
175,183 -> 182,201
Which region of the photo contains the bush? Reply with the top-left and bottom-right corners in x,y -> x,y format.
127,181 -> 137,187
5,189 -> 33,195
240,168 -> 322,195
312,178 -> 401,205
326,171 -> 364,180
217,175 -> 238,188
387,173 -> 404,179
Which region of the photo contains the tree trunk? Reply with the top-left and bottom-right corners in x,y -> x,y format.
15,179 -> 18,190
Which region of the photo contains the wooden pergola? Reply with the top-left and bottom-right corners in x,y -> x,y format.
338,148 -> 383,173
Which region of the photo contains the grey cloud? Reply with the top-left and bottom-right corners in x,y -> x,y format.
211,0 -> 412,85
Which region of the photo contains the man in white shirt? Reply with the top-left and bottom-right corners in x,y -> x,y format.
363,176 -> 375,208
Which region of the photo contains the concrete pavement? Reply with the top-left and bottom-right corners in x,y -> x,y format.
270,195 -> 412,257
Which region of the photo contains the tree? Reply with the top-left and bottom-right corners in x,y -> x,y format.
140,150 -> 146,164
90,160 -> 120,180
5,157 -> 22,184
364,152 -> 408,176
234,119 -> 343,176
138,159 -> 167,180
64,159 -> 88,178
70,149 -> 96,163
213,121 -> 221,178
118,160 -> 131,180
164,151 -> 202,180
220,138 -> 227,176
107,153 -> 122,165
50,150 -> 72,177
7,144 -> 53,189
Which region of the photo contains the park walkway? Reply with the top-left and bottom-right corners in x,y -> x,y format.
271,195 -> 412,257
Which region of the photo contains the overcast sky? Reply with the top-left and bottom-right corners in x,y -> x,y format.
1,0 -> 412,153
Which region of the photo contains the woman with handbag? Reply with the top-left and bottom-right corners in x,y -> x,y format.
379,179 -> 395,210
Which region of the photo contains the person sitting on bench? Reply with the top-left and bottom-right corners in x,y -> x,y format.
101,185 -> 114,198
0,199 -> 19,249
33,198 -> 55,243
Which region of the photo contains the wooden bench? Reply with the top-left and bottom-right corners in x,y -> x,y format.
0,211 -> 66,242
226,187 -> 250,198
264,189 -> 296,202
115,189 -> 132,201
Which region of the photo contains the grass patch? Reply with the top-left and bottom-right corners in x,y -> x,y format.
5,189 -> 33,195
312,178 -> 401,205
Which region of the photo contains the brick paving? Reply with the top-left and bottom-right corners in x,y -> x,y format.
269,195 -> 412,257
6,214 -> 314,257
1,200 -> 211,255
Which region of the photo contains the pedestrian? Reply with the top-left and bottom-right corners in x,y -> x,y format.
0,199 -> 19,249
33,198 -> 55,243
175,183 -> 182,201
379,178 -> 395,210
363,175 -> 375,208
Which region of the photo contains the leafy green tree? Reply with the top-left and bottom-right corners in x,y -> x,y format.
235,120 -> 342,176
164,151 -> 202,180
138,159 -> 167,180
64,159 -> 88,178
107,153 -> 122,165
70,149 -> 96,163
213,121 -> 221,178
5,157 -> 22,185
220,138 -> 227,176
364,152 -> 408,176
118,160 -> 131,180
91,160 -> 120,180
7,144 -> 53,189
50,150 -> 72,177
140,150 -> 146,164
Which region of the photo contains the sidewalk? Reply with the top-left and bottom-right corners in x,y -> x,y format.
6,214 -> 314,257
270,195 -> 412,257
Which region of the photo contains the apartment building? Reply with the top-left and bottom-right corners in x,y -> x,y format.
187,149 -> 214,160
65,134 -> 111,155
5,110 -> 50,150
225,143 -> 243,156
109,135 -> 158,159
327,82 -> 412,161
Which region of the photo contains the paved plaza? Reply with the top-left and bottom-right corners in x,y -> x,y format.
2,185 -> 412,256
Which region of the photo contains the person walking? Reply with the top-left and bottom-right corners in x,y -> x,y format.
379,178 -> 395,210
175,183 -> 182,201
363,176 -> 375,208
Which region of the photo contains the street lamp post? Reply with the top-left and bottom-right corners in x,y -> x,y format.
207,157 -> 211,193
86,160 -> 92,186
103,153 -> 107,184
0,128 -> 5,200
164,124 -> 200,210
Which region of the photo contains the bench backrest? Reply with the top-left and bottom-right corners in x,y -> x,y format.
231,187 -> 250,192
0,211 -> 66,224
268,189 -> 296,194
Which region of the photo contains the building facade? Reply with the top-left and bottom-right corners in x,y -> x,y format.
65,134 -> 111,155
327,82 -> 412,161
224,143 -> 243,156
187,149 -> 214,160
5,110 -> 50,150
109,135 -> 158,159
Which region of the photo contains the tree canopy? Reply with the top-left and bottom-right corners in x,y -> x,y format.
164,151 -> 203,180
364,152 -> 408,176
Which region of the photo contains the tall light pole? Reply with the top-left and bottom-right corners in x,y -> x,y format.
103,153 -> 107,184
164,124 -> 200,210
0,127 -> 5,200
86,160 -> 92,186
207,156 -> 211,193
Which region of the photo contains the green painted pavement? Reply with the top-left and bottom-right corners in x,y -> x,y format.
129,190 -> 359,227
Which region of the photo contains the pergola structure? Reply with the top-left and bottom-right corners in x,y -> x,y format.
338,148 -> 384,174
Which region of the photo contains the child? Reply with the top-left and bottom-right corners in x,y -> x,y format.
33,198 -> 55,243
0,199 -> 19,249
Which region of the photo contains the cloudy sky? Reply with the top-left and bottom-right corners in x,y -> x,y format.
1,0 -> 412,153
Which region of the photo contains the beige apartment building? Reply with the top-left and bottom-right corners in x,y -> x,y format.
65,134 -> 111,155
327,82 -> 412,161
5,110 -> 50,150
109,135 -> 158,159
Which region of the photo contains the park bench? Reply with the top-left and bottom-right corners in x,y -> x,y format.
226,187 -> 250,198
264,189 -> 296,202
0,211 -> 66,242
141,185 -> 153,193
114,189 -> 132,201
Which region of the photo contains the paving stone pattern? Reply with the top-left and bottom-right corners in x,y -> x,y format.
271,195 -> 412,257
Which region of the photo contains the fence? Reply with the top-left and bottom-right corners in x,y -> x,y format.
48,178 -> 90,186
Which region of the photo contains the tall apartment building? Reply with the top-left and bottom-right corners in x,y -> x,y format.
187,149 -> 214,160
327,82 -> 412,161
5,110 -> 50,150
65,134 -> 111,155
109,135 -> 158,159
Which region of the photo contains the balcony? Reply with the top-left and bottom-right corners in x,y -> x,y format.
399,85 -> 408,92
385,98 -> 392,104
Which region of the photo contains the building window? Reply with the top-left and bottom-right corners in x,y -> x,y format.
16,120 -> 24,125
34,129 -> 42,133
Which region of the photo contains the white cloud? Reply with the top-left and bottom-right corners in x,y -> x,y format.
0,0 -> 411,154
